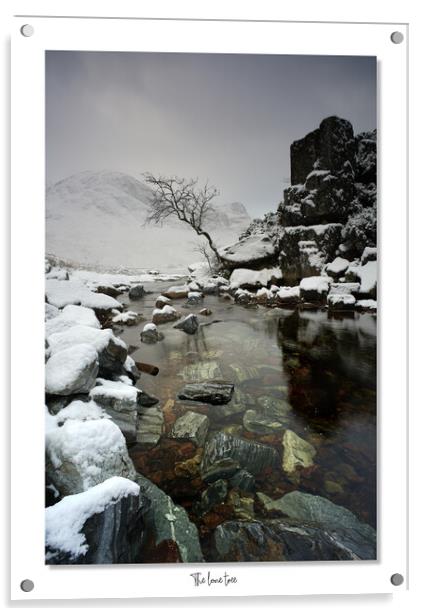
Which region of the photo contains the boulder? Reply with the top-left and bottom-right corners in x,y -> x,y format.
299,276 -> 332,302
136,407 -> 164,447
140,322 -> 164,344
45,477 -> 142,564
45,343 -> 99,396
128,284 -> 145,300
199,307 -> 212,316
112,310 -> 140,326
163,285 -> 189,299
155,295 -> 172,309
178,382 -> 234,405
135,474 -> 204,563
186,291 -> 203,305
325,257 -> 350,278
170,411 -> 210,447
202,432 -> 279,477
282,430 -> 317,475
173,314 -> 199,335
95,285 -> 122,299
212,517 -> 375,562
243,406 -> 289,435
327,293 -> 356,310
152,305 -> 180,325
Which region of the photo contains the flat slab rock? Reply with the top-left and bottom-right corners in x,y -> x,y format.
178,381 -> 234,405
136,407 -> 164,447
213,517 -> 376,562
202,432 -> 279,478
170,411 -> 209,446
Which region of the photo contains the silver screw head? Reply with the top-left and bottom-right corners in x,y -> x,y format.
20,579 -> 34,592
390,31 -> 404,44
20,24 -> 34,37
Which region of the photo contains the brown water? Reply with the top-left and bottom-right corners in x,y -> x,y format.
117,279 -> 377,530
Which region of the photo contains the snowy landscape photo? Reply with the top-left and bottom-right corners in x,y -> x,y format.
44,51 -> 377,564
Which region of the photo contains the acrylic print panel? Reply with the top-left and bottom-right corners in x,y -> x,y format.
11,17 -> 407,599
44,50 -> 377,565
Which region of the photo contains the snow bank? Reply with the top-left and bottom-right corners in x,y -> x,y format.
45,477 -> 140,558
230,267 -> 281,290
46,279 -> 122,310
45,343 -> 99,395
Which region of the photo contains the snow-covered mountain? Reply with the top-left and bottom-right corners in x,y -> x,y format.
46,171 -> 251,272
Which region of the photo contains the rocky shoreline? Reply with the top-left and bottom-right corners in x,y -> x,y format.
44,115 -> 377,564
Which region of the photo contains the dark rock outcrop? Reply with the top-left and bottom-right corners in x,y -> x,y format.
178,382 -> 234,405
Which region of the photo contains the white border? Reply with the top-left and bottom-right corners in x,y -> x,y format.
10,17 -> 407,600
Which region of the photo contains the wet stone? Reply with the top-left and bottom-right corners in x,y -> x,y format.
243,407 -> 289,435
282,429 -> 317,475
199,479 -> 228,513
202,432 -> 279,477
178,361 -> 222,382
136,407 -> 164,448
229,469 -> 256,493
128,284 -> 145,300
178,382 -> 234,405
173,314 -> 199,335
170,411 -> 210,447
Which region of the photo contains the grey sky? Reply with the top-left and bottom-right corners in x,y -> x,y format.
46,51 -> 376,217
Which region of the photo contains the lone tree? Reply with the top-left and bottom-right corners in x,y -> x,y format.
143,173 -> 222,263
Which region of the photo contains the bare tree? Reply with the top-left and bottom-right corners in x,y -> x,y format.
194,239 -> 220,274
143,173 -> 222,263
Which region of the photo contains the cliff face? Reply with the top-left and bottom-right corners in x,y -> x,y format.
279,116 -> 376,284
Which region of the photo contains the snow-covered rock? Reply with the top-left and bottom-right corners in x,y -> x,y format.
45,343 -> 99,396
229,267 -> 281,290
45,279 -> 122,311
255,287 -> 274,303
140,322 -> 164,344
276,285 -> 301,304
220,234 -> 278,269
155,294 -> 172,309
327,293 -> 356,310
112,310 -> 140,325
46,402 -> 136,495
357,260 -> 377,298
325,257 -> 350,278
299,276 -> 332,302
45,477 -> 141,564
186,291 -> 203,305
45,303 -> 60,321
356,299 -> 377,312
152,305 -> 179,325
361,246 -> 377,265
46,305 -> 101,337
328,282 -> 360,296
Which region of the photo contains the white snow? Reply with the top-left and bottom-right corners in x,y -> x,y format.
220,235 -> 276,264
327,293 -> 356,307
46,414 -> 134,492
300,276 -> 332,293
153,305 -> 177,317
47,325 -> 127,357
328,282 -> 360,296
45,477 -> 140,558
358,260 -> 377,295
356,299 -> 377,310
325,257 -> 350,277
188,291 -> 202,299
89,378 -> 139,404
53,399 -> 107,426
256,287 -> 273,300
112,310 -> 138,324
143,323 -> 157,332
45,279 -> 122,310
229,267 -> 281,289
285,223 -> 342,237
164,285 -> 189,297
45,344 -> 99,395
277,286 -> 301,301
46,305 -> 101,337
361,247 -> 377,264
155,294 -> 171,306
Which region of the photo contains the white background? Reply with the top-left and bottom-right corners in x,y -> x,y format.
1,0 -> 425,613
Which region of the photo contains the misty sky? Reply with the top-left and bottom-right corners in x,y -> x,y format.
46,51 -> 376,217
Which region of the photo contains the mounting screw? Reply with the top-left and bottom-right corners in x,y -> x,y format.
390,573 -> 404,586
20,24 -> 34,37
20,579 -> 34,592
390,31 -> 404,44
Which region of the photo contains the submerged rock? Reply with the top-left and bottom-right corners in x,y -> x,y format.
212,517 -> 375,561
178,360 -> 222,382
202,432 -> 279,478
178,382 -> 234,405
243,406 -> 289,435
256,490 -> 376,552
229,469 -> 256,493
282,430 -> 317,475
173,313 -> 199,335
136,407 -> 164,447
170,411 -> 210,447
199,479 -> 228,513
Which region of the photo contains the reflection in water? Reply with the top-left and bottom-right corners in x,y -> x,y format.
118,281 -> 377,529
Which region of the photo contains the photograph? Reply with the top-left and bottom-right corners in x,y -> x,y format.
44,50 -> 377,565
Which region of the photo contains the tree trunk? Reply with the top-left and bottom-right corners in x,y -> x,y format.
199,230 -> 222,264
